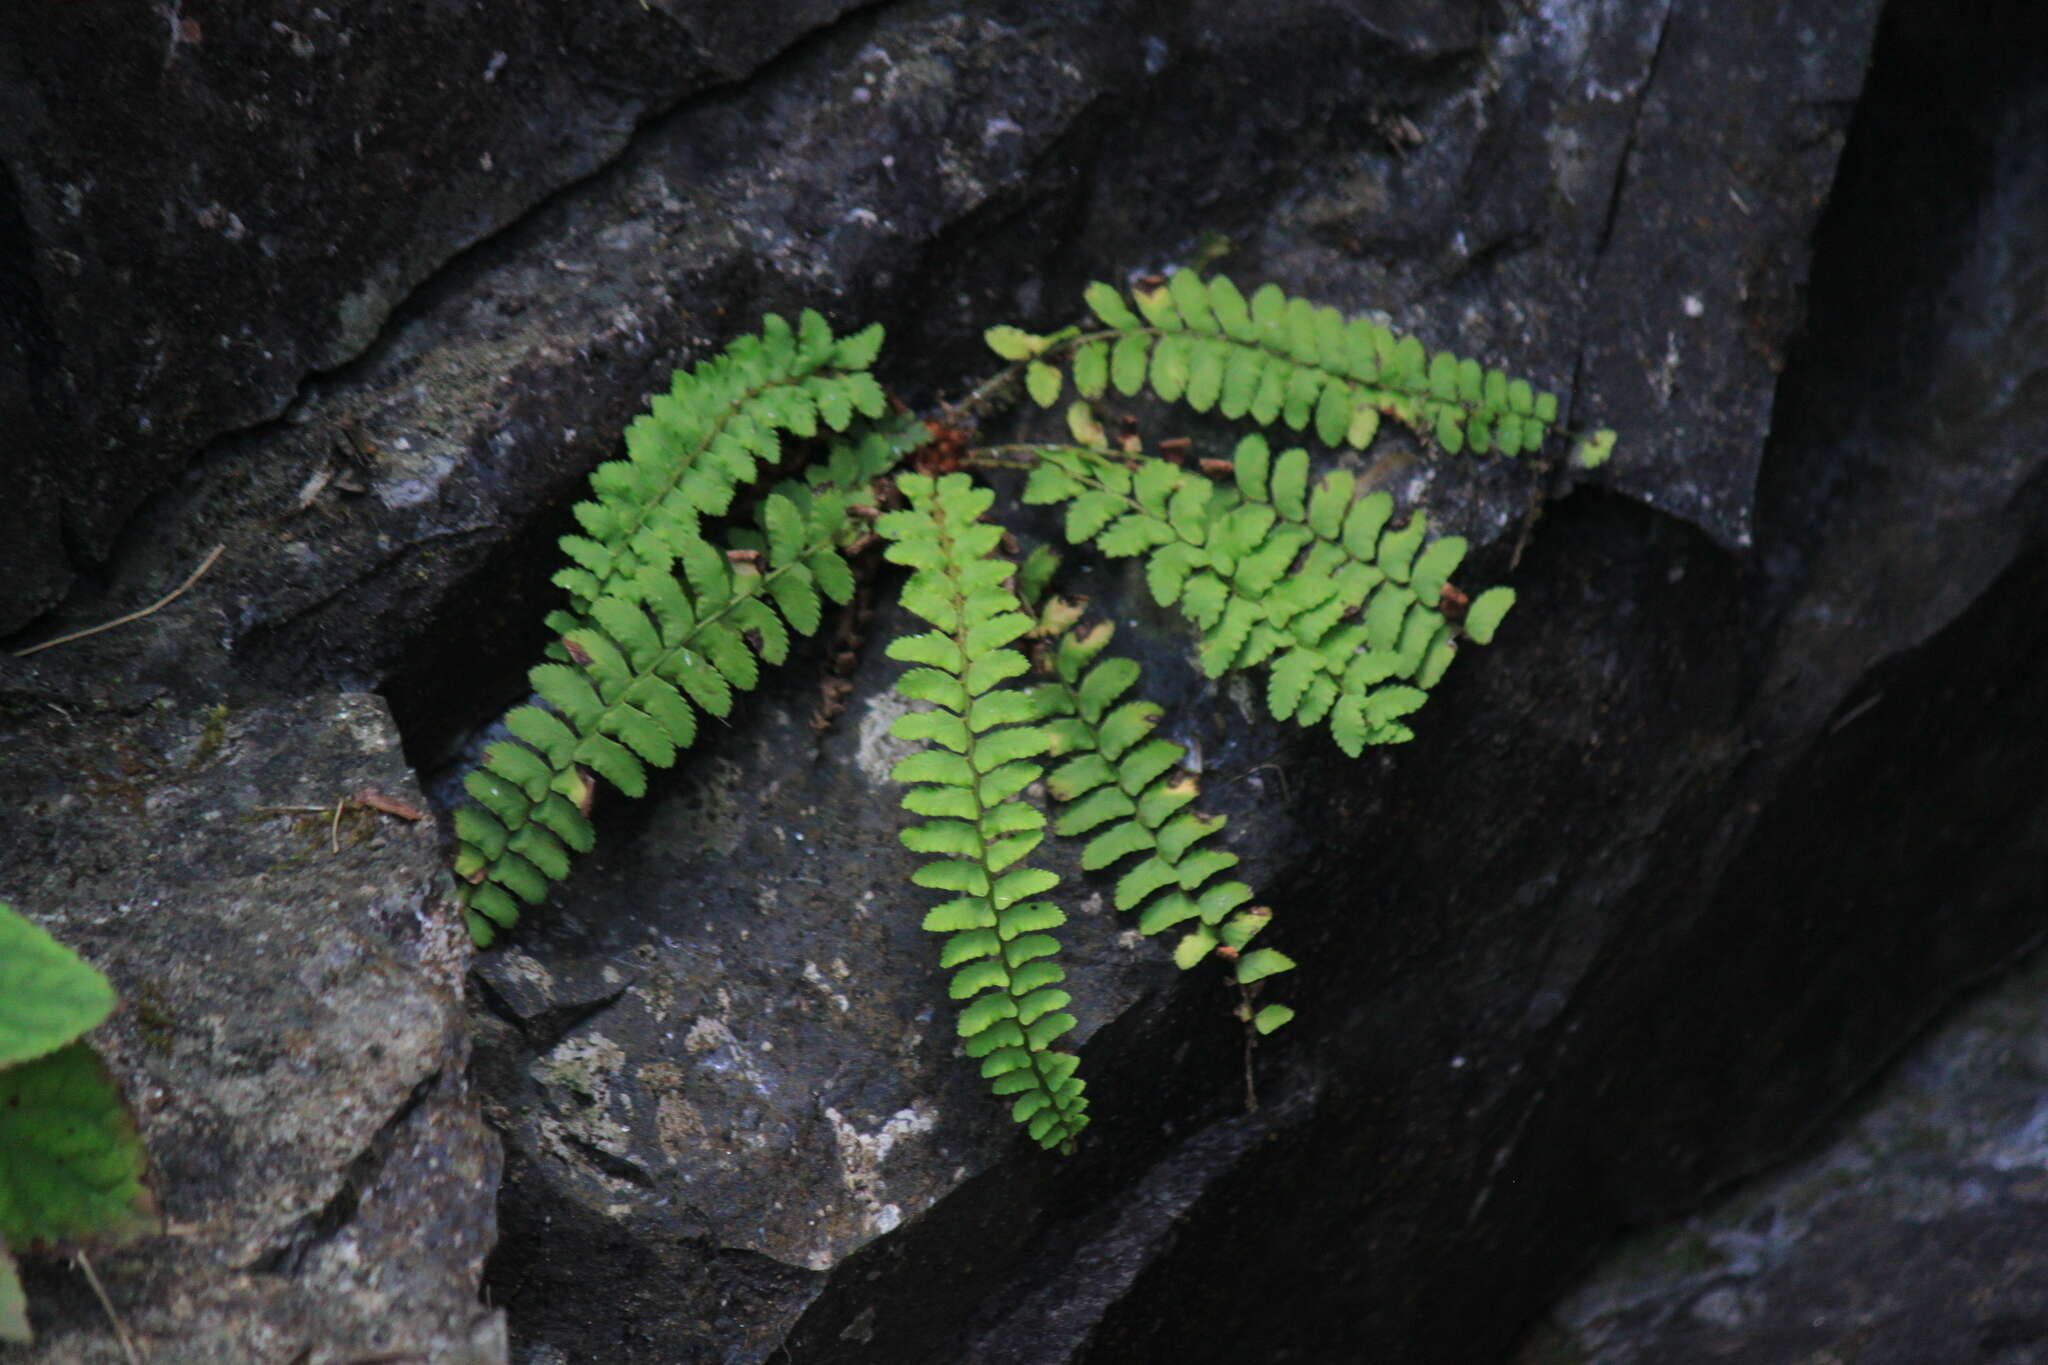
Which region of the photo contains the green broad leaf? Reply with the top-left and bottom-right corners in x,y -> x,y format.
1154,812 -> 1222,864
1065,492 -> 1126,544
1097,513 -> 1171,558
1116,739 -> 1184,796
1363,583 -> 1412,653
1208,274 -> 1254,340
1132,458 -> 1179,516
670,654 -> 734,718
1457,356 -> 1483,403
1415,630 -> 1459,689
1218,907 -> 1268,950
1269,447 -> 1309,521
1391,335 -> 1426,388
507,824 -> 571,881
766,568 -> 822,637
1573,427 -> 1618,468
1365,685 -> 1429,726
1133,277 -> 1182,331
1281,364 -> 1322,432
893,748 -> 975,788
761,494 -> 806,568
1347,402 -> 1381,449
896,667 -> 970,712
1014,985 -> 1072,1030
941,928 -> 1001,967
991,866 -> 1058,910
1377,512 -> 1428,581
1047,750 -> 1114,803
1219,342 -> 1262,419
1250,283 -> 1288,345
1168,270 -> 1216,331
574,732 -> 647,798
1249,357 -> 1290,426
1026,361 -> 1063,408
1053,786 -> 1136,837
1,1244 -> 27,1345
532,793 -> 596,853
964,650 -> 1031,697
1008,959 -> 1066,998
1307,470 -> 1355,540
483,740 -> 553,801
985,325 -> 1047,360
888,630 -> 965,672
1507,377 -> 1535,414
831,321 -> 885,370
453,804 -> 510,863
1084,280 -> 1142,330
1314,380 -> 1351,448
1435,408 -> 1466,455
1314,306 -> 1348,373
504,706 -> 579,766
1076,656 -> 1140,723
1265,648 -> 1319,721
1253,1004 -> 1296,1034
1233,433 -> 1271,504
1330,693 -> 1367,758
1463,586 -> 1516,644
1081,820 -> 1156,871
1235,948 -> 1296,985
914,860 -> 992,896
466,882 -> 522,934
1113,856 -> 1179,913
1172,926 -> 1219,969
924,897 -> 997,933
1409,536 -> 1469,604
901,819 -> 982,857
0,905 -> 115,1069
464,768 -> 530,829
984,832 -> 1044,874
531,663 -> 605,732
1428,350 -> 1458,399
1072,341 -> 1110,400
1342,491 -> 1394,558
972,726 -> 1052,773
956,993 -> 1020,1037
1024,1011 -> 1077,1051
962,1018 -> 1026,1058
1149,334 -> 1191,402
602,705 -> 678,769
1135,888 -> 1204,935
1110,333 -> 1151,397
967,690 -> 1042,733
1173,847 -> 1238,891
949,959 -> 1010,1000
999,900 -> 1067,936
0,1041 -> 157,1251
1095,701 -> 1163,761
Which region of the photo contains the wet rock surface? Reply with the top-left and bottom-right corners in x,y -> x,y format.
3,0 -> 2046,1361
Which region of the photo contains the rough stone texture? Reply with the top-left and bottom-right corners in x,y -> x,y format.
4,0 -> 2046,1362
1517,942 -> 2048,1365
0,694 -> 504,1362
0,0 -> 870,634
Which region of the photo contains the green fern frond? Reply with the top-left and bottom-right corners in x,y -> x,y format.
453,428 -> 913,945
1025,602 -> 1295,1013
549,311 -> 891,628
995,273 -> 1567,458
877,473 -> 1090,1151
1020,436 -> 1513,757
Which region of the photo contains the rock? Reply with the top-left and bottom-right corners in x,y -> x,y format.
0,0 -> 868,634
1518,943 -> 2048,1365
6,0 -> 2047,1362
0,694 -> 504,1362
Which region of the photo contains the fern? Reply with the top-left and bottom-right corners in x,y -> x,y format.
1024,593 -> 1296,1034
454,424 -> 915,943
446,273 -> 1608,1148
544,310 -> 889,644
877,473 -> 1090,1150
990,272 -> 1612,465
1018,431 -> 1514,757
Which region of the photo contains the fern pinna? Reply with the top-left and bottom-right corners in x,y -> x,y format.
878,474 -> 1089,1150
447,271 -> 1609,1147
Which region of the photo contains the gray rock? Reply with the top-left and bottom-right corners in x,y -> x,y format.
6,0 -> 2048,1362
0,694 -> 503,1362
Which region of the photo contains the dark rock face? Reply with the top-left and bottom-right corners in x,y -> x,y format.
0,694 -> 503,1361
0,0 -> 864,635
5,0 -> 2046,1362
